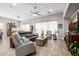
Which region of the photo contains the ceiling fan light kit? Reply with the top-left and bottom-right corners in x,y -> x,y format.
32,14 -> 39,17
48,9 -> 53,13
12,3 -> 17,6
30,6 -> 41,17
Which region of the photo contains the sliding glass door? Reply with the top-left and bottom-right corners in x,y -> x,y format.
35,21 -> 58,37
20,24 -> 30,31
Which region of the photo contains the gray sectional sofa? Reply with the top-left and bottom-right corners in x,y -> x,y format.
18,31 -> 38,41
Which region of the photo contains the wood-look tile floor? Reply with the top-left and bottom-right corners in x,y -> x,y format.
0,36 -> 71,56
35,39 -> 71,56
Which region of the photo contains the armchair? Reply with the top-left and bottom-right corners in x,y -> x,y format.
16,41 -> 36,56
46,31 -> 52,40
11,32 -> 36,56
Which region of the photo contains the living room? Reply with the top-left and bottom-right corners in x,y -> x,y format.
0,3 -> 78,56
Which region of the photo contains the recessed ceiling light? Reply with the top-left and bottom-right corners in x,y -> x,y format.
48,9 -> 53,13
12,3 -> 17,6
10,3 -> 17,8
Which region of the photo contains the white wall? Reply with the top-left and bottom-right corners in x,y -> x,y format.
57,18 -> 64,39
23,12 -> 65,39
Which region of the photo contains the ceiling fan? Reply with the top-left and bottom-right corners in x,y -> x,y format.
30,6 -> 41,16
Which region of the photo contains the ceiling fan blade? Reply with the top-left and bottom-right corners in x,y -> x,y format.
28,12 -> 33,16
30,11 -> 34,14
36,13 -> 41,16
29,6 -> 41,16
28,13 -> 33,16
36,11 -> 40,14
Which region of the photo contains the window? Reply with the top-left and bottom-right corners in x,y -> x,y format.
47,21 -> 57,34
35,21 -> 57,36
0,23 -> 4,32
0,23 -> 4,30
20,24 -> 30,31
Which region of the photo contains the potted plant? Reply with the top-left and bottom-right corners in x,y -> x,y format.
69,41 -> 79,56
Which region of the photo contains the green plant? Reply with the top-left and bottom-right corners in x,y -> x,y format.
69,41 -> 79,56
70,47 -> 78,56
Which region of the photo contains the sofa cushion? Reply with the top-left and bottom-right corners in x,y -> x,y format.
14,32 -> 23,45
11,34 -> 19,47
12,32 -> 23,47
21,37 -> 29,43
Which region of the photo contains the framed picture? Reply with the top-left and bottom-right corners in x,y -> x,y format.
58,24 -> 63,28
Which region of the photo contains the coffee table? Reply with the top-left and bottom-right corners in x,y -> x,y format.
36,37 -> 47,46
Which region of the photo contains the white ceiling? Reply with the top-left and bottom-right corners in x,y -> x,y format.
0,3 -> 66,21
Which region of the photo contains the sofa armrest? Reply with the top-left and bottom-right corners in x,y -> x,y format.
16,41 -> 33,49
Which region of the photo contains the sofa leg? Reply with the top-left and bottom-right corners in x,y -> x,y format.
33,51 -> 36,55
26,51 -> 36,56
